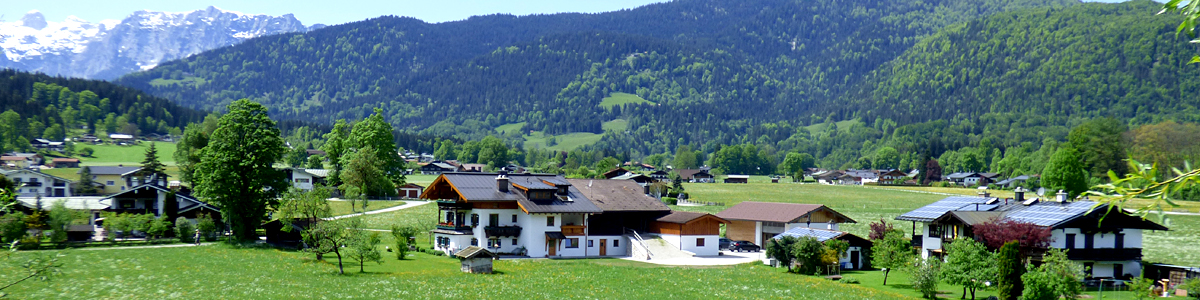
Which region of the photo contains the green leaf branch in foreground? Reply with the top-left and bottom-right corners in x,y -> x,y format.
1087,159 -> 1200,219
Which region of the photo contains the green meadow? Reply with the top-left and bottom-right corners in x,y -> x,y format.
598,92 -> 652,109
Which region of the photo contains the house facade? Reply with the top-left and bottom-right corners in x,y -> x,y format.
103,177 -> 220,221
285,168 -> 329,191
423,173 -> 722,259
2,169 -> 73,197
676,168 -> 714,183
717,201 -> 856,247
770,227 -> 873,270
397,183 -> 424,198
420,161 -> 461,175
647,211 -> 728,256
80,166 -> 142,194
896,191 -> 1168,279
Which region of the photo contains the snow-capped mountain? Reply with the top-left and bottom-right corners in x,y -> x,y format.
0,7 -> 318,80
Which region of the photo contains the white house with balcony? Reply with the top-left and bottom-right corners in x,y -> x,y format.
2,169 -> 72,197
896,189 -> 1168,279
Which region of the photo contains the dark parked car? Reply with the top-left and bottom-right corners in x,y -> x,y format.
729,241 -> 760,252
719,238 -> 732,250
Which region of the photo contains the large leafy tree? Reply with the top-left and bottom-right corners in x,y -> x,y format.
1067,118 -> 1128,178
942,238 -> 995,300
174,115 -> 218,187
1041,147 -> 1089,198
778,152 -> 816,177
874,147 -> 901,170
341,146 -> 396,199
194,99 -> 289,242
348,109 -> 406,185
320,119 -> 351,185
766,236 -> 800,272
972,219 -> 1053,251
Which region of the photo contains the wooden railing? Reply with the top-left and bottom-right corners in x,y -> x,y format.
562,225 -> 586,236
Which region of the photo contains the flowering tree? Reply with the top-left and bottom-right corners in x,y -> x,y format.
972,219 -> 1052,251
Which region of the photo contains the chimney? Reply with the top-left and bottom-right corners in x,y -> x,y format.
1014,187 -> 1025,203
496,172 -> 509,193
978,190 -> 990,198
1056,190 -> 1068,202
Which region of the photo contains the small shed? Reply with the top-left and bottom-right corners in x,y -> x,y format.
724,175 -> 749,184
454,246 -> 496,274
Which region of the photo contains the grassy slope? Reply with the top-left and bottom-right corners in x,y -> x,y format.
494,122 -> 526,135
803,119 -> 861,134
522,131 -> 603,151
0,245 -> 907,299
327,200 -> 409,217
598,92 -> 652,109
77,142 -> 178,166
602,119 -> 628,132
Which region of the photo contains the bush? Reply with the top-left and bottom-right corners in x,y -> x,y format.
390,225 -> 419,260
174,217 -> 194,243
912,259 -> 942,299
197,214 -> 218,241
842,277 -> 860,284
147,218 -> 171,239
0,213 -> 28,243
662,197 -> 677,205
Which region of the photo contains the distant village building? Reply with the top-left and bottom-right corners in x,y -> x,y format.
284,168 -> 329,191
2,169 -> 73,197
108,134 -> 135,145
723,175 -> 749,184
717,202 -> 856,247
397,183 -> 424,199
676,168 -> 714,183
50,158 -> 80,168
79,166 -> 142,194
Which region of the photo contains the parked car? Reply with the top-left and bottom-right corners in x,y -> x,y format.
729,241 -> 760,252
719,238 -> 732,250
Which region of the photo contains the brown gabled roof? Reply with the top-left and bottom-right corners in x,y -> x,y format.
602,167 -> 631,179
676,169 -> 711,179
565,179 -> 670,212
656,211 -> 728,224
1,156 -> 26,161
454,246 -> 496,259
716,201 -> 856,224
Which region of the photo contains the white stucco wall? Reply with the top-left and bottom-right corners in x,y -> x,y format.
291,172 -> 314,191
585,235 -> 627,256
753,221 -> 763,245
921,225 -> 941,259
1050,228 -> 1142,250
682,235 -> 720,256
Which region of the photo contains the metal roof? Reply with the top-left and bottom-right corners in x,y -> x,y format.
80,166 -> 141,176
895,196 -> 991,222
717,201 -> 854,224
439,173 -> 602,214
565,179 -> 669,212
770,227 -> 846,242
16,196 -> 108,210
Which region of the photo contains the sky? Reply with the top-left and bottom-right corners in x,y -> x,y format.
1,0 -> 669,26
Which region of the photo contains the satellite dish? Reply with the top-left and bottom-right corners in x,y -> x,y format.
1036,187 -> 1046,197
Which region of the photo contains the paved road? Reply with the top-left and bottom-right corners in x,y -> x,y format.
326,200 -> 432,220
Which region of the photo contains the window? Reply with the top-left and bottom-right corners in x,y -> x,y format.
547,216 -> 555,226
696,238 -> 706,247
566,238 -> 579,248
512,214 -> 517,223
588,240 -> 594,247
512,238 -> 518,246
613,239 -> 619,247
471,238 -> 478,246
1115,233 -> 1125,249
489,214 -> 499,227
106,180 -> 114,186
295,178 -> 309,183
1114,263 -> 1124,278
1065,234 -> 1076,249
445,212 -> 454,223
1084,234 -> 1094,249
471,214 -> 480,226
488,238 -> 500,248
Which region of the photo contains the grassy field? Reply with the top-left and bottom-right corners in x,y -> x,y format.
344,202 -> 438,233
327,200 -> 409,217
598,92 -> 652,109
76,142 -> 178,166
804,119 -> 861,134
602,119 -> 629,132
405,174 -> 440,186
522,131 -> 603,151
1,244 -> 908,299
1143,214 -> 1200,266
494,122 -> 526,135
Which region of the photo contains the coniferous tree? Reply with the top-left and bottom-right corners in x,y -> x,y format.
139,142 -> 168,180
996,241 -> 1025,300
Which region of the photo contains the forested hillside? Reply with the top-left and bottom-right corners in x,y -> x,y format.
0,69 -> 207,153
117,0 -> 1076,134
113,0 -> 1200,171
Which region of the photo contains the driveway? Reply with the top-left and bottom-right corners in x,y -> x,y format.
623,250 -> 764,266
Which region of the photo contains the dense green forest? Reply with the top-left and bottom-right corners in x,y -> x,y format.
113,0 -> 1200,174
0,69 -> 207,153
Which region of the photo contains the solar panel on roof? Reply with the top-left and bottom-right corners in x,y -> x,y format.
771,227 -> 845,242
897,196 -> 991,222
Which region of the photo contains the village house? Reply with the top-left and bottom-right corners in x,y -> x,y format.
812,170 -> 843,184
602,167 -> 632,179
102,174 -> 220,222
838,169 -> 879,185
422,173 -> 723,259
878,169 -> 908,182
2,169 -> 73,197
896,189 -> 1168,279
770,227 -> 873,270
646,211 -> 728,256
284,168 -> 329,191
717,201 -> 856,247
51,158 -> 80,168
995,175 -> 1034,188
108,134 -> 135,145
648,170 -> 670,181
396,183 -> 424,198
676,168 -> 714,183
419,161 -> 461,175
1,156 -> 33,169
30,138 -> 65,152
567,178 -> 725,258
79,166 -> 143,194
723,175 -> 750,184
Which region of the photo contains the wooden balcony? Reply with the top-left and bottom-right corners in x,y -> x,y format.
437,223 -> 472,231
562,225 -> 586,236
485,226 -> 522,237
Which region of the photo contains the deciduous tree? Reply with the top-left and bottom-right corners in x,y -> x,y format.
943,238 -> 995,299
1041,147 -> 1089,198
871,229 -> 914,285
973,220 -> 1052,251
194,99 -> 288,242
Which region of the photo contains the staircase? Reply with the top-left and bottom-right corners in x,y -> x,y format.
638,234 -> 694,260
626,228 -> 654,260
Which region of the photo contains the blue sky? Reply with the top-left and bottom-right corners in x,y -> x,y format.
2,0 -> 669,26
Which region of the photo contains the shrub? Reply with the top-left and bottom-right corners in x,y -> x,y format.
147,218 -> 170,239
996,241 -> 1025,300
912,259 -> 942,299
0,213 -> 28,243
197,214 -> 218,241
842,277 -> 860,284
662,197 -> 677,205
174,217 -> 194,243
390,225 -> 419,260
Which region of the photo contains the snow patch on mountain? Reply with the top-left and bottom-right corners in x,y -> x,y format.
0,7 -> 313,79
